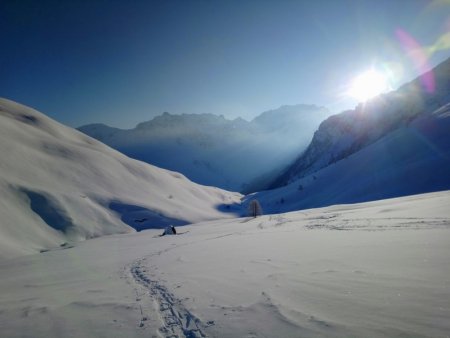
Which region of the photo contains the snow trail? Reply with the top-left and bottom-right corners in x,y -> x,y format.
125,232 -> 243,337
129,257 -> 208,338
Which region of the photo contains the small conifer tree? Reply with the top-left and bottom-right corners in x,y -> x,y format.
248,199 -> 263,218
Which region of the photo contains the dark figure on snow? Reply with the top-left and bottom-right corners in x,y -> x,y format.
162,225 -> 177,236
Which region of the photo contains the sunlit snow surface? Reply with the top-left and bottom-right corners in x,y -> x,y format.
0,98 -> 241,259
1,191 -> 449,337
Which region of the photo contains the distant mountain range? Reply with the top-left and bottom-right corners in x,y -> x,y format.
78,105 -> 332,192
0,98 -> 241,259
249,57 -> 450,213
2,57 -> 450,259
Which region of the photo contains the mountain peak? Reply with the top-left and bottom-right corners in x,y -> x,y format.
78,104 -> 331,192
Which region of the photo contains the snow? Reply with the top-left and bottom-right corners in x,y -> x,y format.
273,57 -> 450,188
1,191 -> 449,337
79,105 -> 331,192
0,98 -> 242,259
2,59 -> 450,335
251,105 -> 450,214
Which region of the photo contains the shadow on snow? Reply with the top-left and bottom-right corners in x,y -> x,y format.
20,188 -> 75,233
109,201 -> 188,232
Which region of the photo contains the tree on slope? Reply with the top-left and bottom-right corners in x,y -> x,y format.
248,199 -> 263,218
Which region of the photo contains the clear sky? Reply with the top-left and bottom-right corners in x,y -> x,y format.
1,0 -> 449,128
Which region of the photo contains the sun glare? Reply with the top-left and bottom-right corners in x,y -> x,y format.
347,70 -> 390,102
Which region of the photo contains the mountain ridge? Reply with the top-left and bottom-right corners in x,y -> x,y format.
79,104 -> 332,192
270,57 -> 450,188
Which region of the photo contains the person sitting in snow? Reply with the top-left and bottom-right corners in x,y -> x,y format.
162,225 -> 177,236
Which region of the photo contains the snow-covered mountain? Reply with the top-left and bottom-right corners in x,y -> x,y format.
0,98 -> 242,259
271,57 -> 450,188
252,57 -> 450,213
79,105 -> 331,192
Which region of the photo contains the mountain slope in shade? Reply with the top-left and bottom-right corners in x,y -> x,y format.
271,57 -> 450,188
79,105 -> 331,192
250,101 -> 450,213
0,98 -> 242,259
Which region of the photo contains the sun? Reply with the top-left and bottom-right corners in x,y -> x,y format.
347,69 -> 390,102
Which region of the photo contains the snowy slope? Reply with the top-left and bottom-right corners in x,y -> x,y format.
79,105 -> 331,192
250,102 -> 450,214
1,191 -> 449,337
0,98 -> 242,259
272,57 -> 450,187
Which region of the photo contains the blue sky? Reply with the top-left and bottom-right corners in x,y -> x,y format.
1,0 -> 449,128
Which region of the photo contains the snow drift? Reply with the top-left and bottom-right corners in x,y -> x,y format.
0,98 -> 242,259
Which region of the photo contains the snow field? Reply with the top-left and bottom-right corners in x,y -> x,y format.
1,191 -> 449,337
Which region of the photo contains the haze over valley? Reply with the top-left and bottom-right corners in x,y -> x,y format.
1,1 -> 450,337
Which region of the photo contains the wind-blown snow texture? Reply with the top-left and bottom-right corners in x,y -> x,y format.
1,191 -> 449,337
79,105 -> 331,192
0,98 -> 242,259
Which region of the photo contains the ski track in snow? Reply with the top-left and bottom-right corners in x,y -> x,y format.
130,256 -> 208,338
125,236 -> 229,338
122,213 -> 450,337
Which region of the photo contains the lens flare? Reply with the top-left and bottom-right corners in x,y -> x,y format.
347,69 -> 390,102
396,28 -> 435,93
